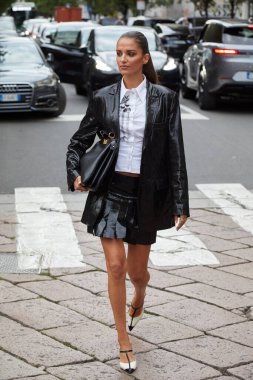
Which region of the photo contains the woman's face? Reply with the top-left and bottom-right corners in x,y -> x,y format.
116,37 -> 149,77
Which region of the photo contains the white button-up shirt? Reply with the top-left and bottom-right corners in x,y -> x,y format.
115,76 -> 147,174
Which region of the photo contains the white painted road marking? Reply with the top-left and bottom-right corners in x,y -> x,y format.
15,187 -> 85,272
150,226 -> 219,266
13,183 -> 253,270
45,106 -> 209,122
180,105 -> 209,120
197,183 -> 253,235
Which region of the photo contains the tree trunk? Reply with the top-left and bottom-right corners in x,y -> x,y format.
230,0 -> 235,18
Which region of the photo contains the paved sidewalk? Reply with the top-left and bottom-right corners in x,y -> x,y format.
0,190 -> 253,380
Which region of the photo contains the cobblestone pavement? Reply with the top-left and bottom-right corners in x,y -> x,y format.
0,189 -> 253,380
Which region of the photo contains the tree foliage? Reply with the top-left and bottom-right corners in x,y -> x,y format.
90,0 -> 136,19
227,0 -> 245,18
36,0 -> 79,17
0,0 -> 13,15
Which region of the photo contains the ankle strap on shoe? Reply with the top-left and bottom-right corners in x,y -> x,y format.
120,349 -> 133,353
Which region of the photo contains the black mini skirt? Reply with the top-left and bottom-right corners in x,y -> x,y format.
87,172 -> 157,245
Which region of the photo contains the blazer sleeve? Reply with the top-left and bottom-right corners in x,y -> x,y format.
66,94 -> 101,191
168,92 -> 190,217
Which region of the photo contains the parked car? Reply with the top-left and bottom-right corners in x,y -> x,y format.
131,16 -> 175,28
0,36 -> 66,116
21,18 -> 49,37
181,19 -> 253,109
98,17 -> 124,25
154,23 -> 195,61
81,26 -> 180,96
0,16 -> 17,36
176,16 -> 208,39
40,21 -> 98,94
35,23 -> 57,45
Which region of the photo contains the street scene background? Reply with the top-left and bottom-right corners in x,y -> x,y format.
1,3 -> 253,378
1,83 -> 253,192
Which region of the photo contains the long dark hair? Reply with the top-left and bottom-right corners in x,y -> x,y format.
117,31 -> 158,84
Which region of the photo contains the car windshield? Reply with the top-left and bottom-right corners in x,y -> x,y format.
0,42 -> 43,65
54,29 -> 80,46
222,26 -> 253,45
95,29 -> 160,52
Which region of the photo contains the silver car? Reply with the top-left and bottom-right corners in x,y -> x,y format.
181,19 -> 253,109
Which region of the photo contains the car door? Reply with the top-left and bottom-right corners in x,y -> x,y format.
41,27 -> 84,84
81,29 -> 95,86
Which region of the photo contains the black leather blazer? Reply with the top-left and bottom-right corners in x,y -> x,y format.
66,80 -> 189,231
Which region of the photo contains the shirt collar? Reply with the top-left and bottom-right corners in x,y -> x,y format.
120,75 -> 147,103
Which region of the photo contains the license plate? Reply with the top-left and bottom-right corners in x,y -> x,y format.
0,94 -> 21,102
247,72 -> 253,80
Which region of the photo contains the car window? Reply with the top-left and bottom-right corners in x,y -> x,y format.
193,18 -> 208,27
203,23 -> 222,43
95,29 -> 160,52
133,20 -> 150,27
0,19 -> 15,31
42,26 -> 56,38
0,42 -> 43,65
222,26 -> 253,45
81,28 -> 93,45
154,25 -> 162,33
54,30 -> 80,47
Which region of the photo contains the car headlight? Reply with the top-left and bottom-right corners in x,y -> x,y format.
163,58 -> 177,71
95,58 -> 113,72
35,78 -> 57,87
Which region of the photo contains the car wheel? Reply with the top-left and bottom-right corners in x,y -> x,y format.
198,70 -> 216,110
181,67 -> 196,99
75,84 -> 86,96
47,84 -> 66,117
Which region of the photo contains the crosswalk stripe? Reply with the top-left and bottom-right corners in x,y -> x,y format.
150,227 -> 219,266
45,106 -> 209,122
15,187 -> 86,272
5,183 -> 252,271
196,183 -> 253,235
180,105 -> 209,120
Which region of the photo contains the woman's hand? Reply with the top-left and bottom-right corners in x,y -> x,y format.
174,215 -> 188,231
74,176 -> 89,192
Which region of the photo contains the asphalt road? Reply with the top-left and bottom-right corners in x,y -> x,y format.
1,83 -> 253,193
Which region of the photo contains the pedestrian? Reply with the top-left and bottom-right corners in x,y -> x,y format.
66,31 -> 189,374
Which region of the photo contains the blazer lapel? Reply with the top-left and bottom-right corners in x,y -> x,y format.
143,81 -> 160,152
108,82 -> 121,139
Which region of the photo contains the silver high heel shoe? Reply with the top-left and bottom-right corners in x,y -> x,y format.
119,349 -> 137,374
128,302 -> 144,331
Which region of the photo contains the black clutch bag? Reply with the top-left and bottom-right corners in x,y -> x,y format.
80,131 -> 118,192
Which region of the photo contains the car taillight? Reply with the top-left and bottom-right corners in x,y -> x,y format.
213,48 -> 239,55
248,25 -> 253,28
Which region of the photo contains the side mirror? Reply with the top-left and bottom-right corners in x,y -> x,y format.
47,53 -> 54,63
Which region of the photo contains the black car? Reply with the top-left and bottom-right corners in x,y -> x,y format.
81,26 -> 180,96
0,36 -> 66,116
40,21 -> 98,94
154,23 -> 195,61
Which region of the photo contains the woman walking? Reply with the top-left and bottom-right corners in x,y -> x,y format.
66,31 -> 189,374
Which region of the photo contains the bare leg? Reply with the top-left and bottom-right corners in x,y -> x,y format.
100,237 -> 135,363
127,244 -> 151,317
